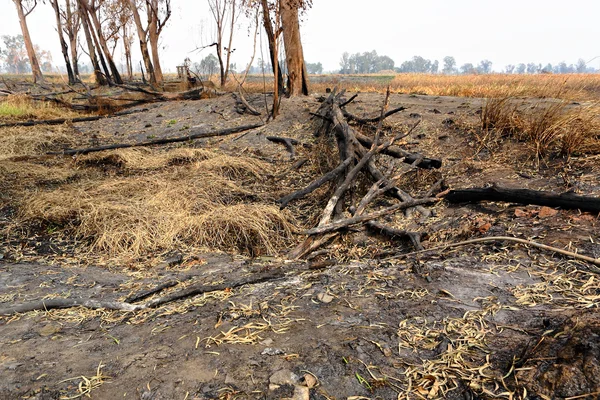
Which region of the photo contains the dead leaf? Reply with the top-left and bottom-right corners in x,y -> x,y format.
538,206 -> 558,219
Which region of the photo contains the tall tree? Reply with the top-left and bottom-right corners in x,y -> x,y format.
11,0 -> 44,82
128,0 -> 156,85
442,56 -> 456,74
78,0 -> 106,84
280,0 -> 309,96
78,0 -> 122,83
146,0 -> 171,85
49,0 -> 76,83
208,0 -> 239,87
63,0 -> 81,77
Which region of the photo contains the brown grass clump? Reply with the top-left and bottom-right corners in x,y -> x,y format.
76,147 -> 270,178
20,166 -> 295,256
477,97 -> 600,161
0,94 -> 80,121
0,125 -> 76,160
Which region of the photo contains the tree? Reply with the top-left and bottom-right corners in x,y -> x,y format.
477,59 -> 492,74
442,56 -> 456,74
1,35 -> 30,73
306,61 -> 322,74
516,63 -> 526,74
208,0 -> 239,87
504,64 -> 515,74
78,0 -> 106,84
398,56 -> 435,73
576,58 -> 587,73
48,0 -> 76,83
10,0 -> 44,82
199,53 -> 219,76
460,63 -> 475,74
280,0 -> 309,96
63,0 -> 81,77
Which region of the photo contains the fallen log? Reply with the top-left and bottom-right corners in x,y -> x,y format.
443,185 -> 600,213
0,108 -> 149,128
46,123 -> 264,156
277,157 -> 353,209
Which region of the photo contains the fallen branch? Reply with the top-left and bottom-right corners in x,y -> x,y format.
443,185 -> 600,213
46,123 -> 264,156
0,298 -> 141,315
305,197 -> 438,236
383,236 -> 600,269
277,157 -> 353,209
0,108 -> 149,128
266,136 -> 303,158
0,269 -> 290,316
344,105 -> 406,124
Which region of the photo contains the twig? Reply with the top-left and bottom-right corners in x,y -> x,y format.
383,236 -> 600,269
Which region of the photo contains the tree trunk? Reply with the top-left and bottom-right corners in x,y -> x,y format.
128,0 -> 156,86
122,24 -> 133,79
49,0 -> 75,84
148,27 -> 163,85
83,0 -> 122,84
78,1 -> 106,85
65,0 -> 80,77
280,0 -> 308,96
260,0 -> 284,96
12,0 -> 44,83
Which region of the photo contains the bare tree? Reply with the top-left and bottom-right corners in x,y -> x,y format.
280,0 -> 309,95
63,0 -> 80,77
127,0 -> 170,86
48,0 -> 76,83
208,0 -> 239,87
78,0 -> 122,83
11,0 -> 44,82
146,0 -> 171,85
78,0 -> 106,84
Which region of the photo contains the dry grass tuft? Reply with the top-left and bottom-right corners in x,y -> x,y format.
476,96 -> 600,161
0,94 -> 80,121
76,147 -> 270,178
20,166 -> 295,256
0,125 -> 76,160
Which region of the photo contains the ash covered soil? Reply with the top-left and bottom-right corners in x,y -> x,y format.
1,91 -> 600,400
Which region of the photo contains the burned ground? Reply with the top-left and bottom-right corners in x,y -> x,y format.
1,88 -> 599,400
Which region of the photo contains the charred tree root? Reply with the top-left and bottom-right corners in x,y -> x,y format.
265,136 -> 311,158
343,105 -> 406,124
365,220 -> 424,251
46,123 -> 264,156
444,185 -> 600,213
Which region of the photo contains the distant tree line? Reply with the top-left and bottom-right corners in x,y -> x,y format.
0,34 -> 53,74
337,51 -> 599,75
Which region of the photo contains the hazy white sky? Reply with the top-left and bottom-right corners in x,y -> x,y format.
1,0 -> 599,73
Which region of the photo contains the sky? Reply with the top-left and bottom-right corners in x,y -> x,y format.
1,0 -> 599,74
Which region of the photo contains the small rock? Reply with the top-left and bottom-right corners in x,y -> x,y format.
292,385 -> 310,400
270,369 -> 299,386
316,292 -> 334,304
302,373 -> 317,388
38,323 -> 61,337
224,374 -> 236,385
409,113 -> 421,118
539,206 -> 558,219
260,338 -> 274,346
262,347 -> 284,356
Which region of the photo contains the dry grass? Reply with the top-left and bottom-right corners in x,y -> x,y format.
19,149 -> 295,257
0,125 -> 76,160
237,73 -> 600,101
0,94 -> 80,121
477,96 -> 600,161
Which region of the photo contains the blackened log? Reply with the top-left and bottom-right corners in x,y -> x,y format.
46,123 -> 264,156
444,185 -> 600,213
